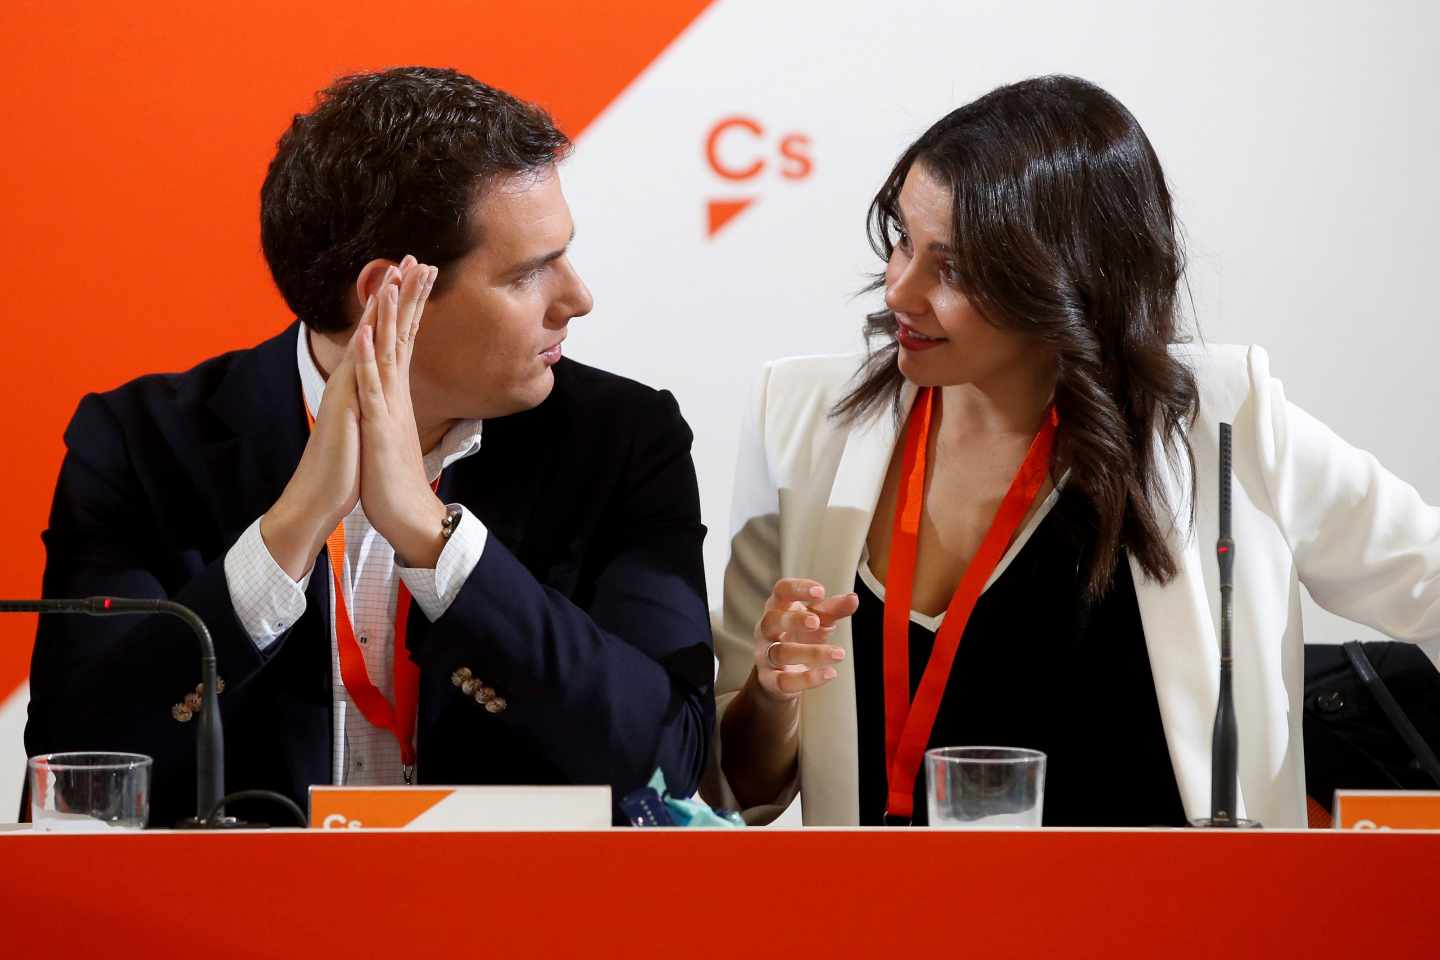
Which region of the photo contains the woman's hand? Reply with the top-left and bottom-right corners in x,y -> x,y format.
751,578 -> 859,700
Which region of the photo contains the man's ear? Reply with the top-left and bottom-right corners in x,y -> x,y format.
352,258 -> 399,316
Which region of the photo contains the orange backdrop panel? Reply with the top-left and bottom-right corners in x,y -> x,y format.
0,0 -> 711,700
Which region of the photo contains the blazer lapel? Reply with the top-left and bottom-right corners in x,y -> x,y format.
801,381 -> 917,825
1130,437 -> 1246,821
203,324 -> 333,711
195,323 -> 310,539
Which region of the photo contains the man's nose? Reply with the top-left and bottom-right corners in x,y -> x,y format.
557,258 -> 593,322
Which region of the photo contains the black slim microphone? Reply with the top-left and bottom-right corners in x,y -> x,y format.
1,596 -> 224,827
1211,423 -> 1238,821
1191,424 -> 1260,828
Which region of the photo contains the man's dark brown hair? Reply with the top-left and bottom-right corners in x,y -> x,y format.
260,66 -> 569,333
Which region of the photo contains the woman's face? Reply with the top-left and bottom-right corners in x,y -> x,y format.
884,163 -> 1039,390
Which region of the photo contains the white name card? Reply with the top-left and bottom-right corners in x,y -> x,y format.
309,785 -> 612,831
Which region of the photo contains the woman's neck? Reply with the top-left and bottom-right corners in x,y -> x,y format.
936,354 -> 1057,441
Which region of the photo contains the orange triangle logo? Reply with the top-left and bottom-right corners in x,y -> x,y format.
310,787 -> 454,828
707,197 -> 757,238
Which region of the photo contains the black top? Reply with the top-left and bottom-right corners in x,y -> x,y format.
853,489 -> 1188,827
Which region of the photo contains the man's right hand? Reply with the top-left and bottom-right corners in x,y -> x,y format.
258,299 -> 375,581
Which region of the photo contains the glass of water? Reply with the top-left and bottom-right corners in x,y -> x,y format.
28,752 -> 152,831
925,746 -> 1046,828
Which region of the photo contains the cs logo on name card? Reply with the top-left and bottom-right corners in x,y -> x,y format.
308,785 -> 612,830
704,115 -> 813,238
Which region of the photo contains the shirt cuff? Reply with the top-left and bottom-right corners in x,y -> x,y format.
396,505 -> 487,622
223,517 -> 312,652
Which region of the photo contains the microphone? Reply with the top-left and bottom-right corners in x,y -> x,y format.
3,596 -> 301,829
4,597 -> 224,826
1191,424 -> 1261,828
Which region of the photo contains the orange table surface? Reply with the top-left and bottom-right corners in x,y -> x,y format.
2,828 -> 1436,958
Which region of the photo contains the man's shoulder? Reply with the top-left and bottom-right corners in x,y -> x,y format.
89,328 -> 295,414
548,357 -> 682,425
70,325 -> 299,439
552,357 -> 670,403
96,346 -> 246,410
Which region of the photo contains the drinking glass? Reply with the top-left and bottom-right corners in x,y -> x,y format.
925,746 -> 1046,828
28,752 -> 152,831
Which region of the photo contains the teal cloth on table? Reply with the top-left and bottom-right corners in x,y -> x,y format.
651,769 -> 744,827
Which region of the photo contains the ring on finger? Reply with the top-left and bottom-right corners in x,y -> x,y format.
765,639 -> 784,670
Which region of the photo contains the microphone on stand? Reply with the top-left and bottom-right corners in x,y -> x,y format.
3,596 -> 303,828
1191,424 -> 1261,828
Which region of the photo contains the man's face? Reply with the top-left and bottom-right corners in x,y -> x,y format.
408,165 -> 593,421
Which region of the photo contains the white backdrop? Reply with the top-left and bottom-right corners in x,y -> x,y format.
562,0 -> 1440,647
4,0 -> 1438,819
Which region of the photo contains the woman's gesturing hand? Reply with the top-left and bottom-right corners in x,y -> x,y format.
751,578 -> 859,701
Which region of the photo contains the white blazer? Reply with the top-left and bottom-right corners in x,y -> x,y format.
710,344 -> 1440,828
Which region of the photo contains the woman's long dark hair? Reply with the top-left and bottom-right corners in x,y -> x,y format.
835,75 -> 1198,597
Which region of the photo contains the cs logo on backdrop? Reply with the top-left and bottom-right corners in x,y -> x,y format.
704,115 -> 813,238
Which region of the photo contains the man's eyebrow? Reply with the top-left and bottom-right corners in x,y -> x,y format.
505,228 -> 576,278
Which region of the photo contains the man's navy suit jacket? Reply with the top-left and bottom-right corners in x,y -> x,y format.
25,323 -> 715,827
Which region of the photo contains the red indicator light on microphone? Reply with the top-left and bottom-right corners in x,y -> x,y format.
1218,546 -> 1230,554
103,598 -> 112,609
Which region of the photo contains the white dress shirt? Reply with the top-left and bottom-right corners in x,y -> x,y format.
223,326 -> 487,785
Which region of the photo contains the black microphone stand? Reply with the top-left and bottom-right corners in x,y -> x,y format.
1191,424 -> 1261,828
3,596 -> 304,828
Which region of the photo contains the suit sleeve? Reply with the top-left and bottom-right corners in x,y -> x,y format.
25,393 -> 291,794
1248,346 -> 1440,643
410,389 -> 715,800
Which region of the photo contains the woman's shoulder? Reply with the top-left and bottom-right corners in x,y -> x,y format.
1169,341 -> 1277,423
755,350 -> 870,422
761,350 -> 868,387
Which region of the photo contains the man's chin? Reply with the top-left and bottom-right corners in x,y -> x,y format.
489,367 -> 556,418
526,367 -> 557,408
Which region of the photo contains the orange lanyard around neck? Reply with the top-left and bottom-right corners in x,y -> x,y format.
304,401 -> 431,781
881,386 -> 1059,820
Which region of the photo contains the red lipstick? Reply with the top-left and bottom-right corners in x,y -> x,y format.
895,319 -> 947,352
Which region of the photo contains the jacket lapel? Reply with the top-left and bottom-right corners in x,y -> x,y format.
1130,437 -> 1246,821
195,323 -> 334,771
801,381 -> 917,825
196,323 -> 310,539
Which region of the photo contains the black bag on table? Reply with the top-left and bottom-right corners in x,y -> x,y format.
1303,641 -> 1440,811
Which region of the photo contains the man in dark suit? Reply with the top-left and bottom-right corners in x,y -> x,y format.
25,67 -> 713,827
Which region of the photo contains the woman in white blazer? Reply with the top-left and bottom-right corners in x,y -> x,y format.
705,76 -> 1440,829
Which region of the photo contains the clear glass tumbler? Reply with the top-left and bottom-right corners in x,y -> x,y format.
28,752 -> 152,831
925,746 -> 1046,828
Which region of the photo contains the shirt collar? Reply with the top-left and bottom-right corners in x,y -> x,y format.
295,325 -> 483,483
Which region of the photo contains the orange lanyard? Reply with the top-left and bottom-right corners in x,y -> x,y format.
304,404 -> 431,782
881,386 -> 1059,820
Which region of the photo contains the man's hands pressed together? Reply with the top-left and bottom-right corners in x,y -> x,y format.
260,256 -> 446,580
355,259 -> 447,569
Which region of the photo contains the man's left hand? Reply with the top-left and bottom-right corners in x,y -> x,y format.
354,256 -> 448,568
